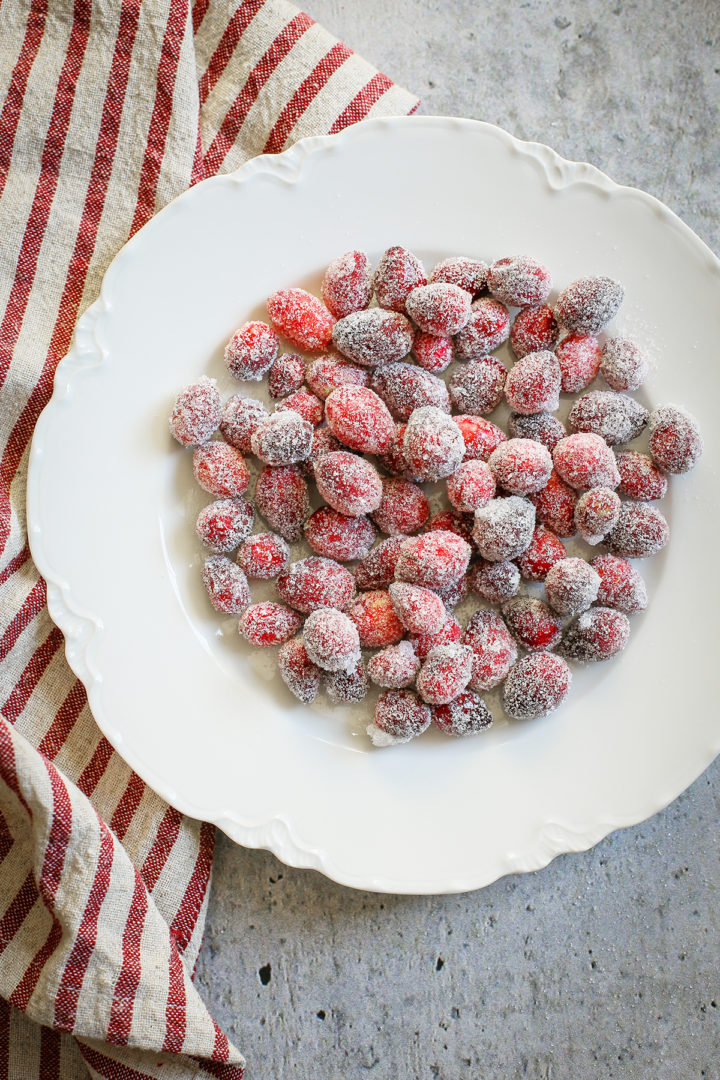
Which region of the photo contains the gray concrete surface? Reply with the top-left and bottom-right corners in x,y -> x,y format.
194,2 -> 720,1076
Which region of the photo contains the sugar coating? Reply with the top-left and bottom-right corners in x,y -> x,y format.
371,478 -> 430,536
488,255 -> 552,307
225,321 -> 279,381
170,376 -> 221,446
220,394 -> 268,452
504,350 -> 561,415
545,557 -> 601,615
508,411 -> 566,451
515,524 -> 566,581
275,389 -> 324,427
367,641 -> 420,689
502,596 -> 562,652
554,333 -> 602,393
510,305 -> 559,359
278,638 -> 321,703
403,406 -> 465,482
616,451 -> 668,501
201,555 -> 251,614
428,256 -> 489,296
425,509 -> 474,542
454,298 -> 511,359
301,427 -> 344,479
434,573 -> 469,610
332,308 -> 415,367
347,590 -> 405,647
369,689 -> 432,746
304,506 -> 376,561
276,557 -> 355,614
412,332 -> 454,373
449,356 -> 507,416
355,535 -> 407,591
372,362 -> 450,421
410,614 -> 462,660
325,385 -> 396,453
555,276 -> 624,335
325,656 -> 369,704
321,250 -> 372,319
473,496 -> 536,561
303,607 -> 361,673
552,433 -> 621,491
604,501 -> 669,558
488,438 -> 553,496
376,423 -> 415,480
574,487 -> 621,545
373,246 -> 427,313
568,390 -> 649,447
237,532 -> 289,579
591,554 -> 648,614
196,497 -> 254,553
454,414 -> 507,461
463,608 -> 517,691
405,282 -> 472,336
416,644 -> 474,705
648,405 -> 703,474
389,582 -> 446,635
193,441 -> 249,499
433,691 -> 494,737
306,355 -> 370,400
266,288 -> 335,352
600,337 -> 649,393
314,451 -> 383,517
255,465 -> 309,542
268,352 -> 305,398
503,653 -> 571,720
239,602 -> 302,647
446,460 -> 496,512
250,410 -> 313,466
530,469 -> 578,538
468,559 -> 520,603
394,530 -> 472,589
559,606 -> 630,663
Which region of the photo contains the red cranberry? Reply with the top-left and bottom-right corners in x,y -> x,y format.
372,362 -> 450,421
488,438 -> 553,496
507,411 -> 566,451
278,638 -> 321,703
332,308 -> 415,367
454,298 -> 511,359
504,350 -> 561,415
488,255 -> 552,307
355,536 -> 406,591
648,405 -> 703,474
573,487 -> 621,544
325,386 -> 395,453
268,352 -> 305,399
193,442 -> 249,498
306,355 -> 370,400
314,451 -> 383,517
347,590 -> 404,647
591,554 -> 648,614
454,414 -> 507,461
468,559 -> 520,603
389,582 -> 446,635
412,332 -> 454,373
600,337 -> 649,392
303,608 -> 361,672
425,509 -> 474,543
277,557 -> 355,614
472,497 -> 536,561
433,691 -> 493,737
250,410 -> 313,466
448,356 -> 507,415
224,322 -> 279,381
394,531 -> 472,589
325,657 -> 369,704
410,614 -> 462,660
616,451 -> 668,500
196,498 -> 253,552
502,596 -> 562,652
544,557 -> 600,615
554,333 -> 602,393
604,501 -> 669,558
369,690 -> 432,746
321,250 -> 372,319
503,653 -> 571,720
463,609 -> 517,691
372,478 -> 430,536
275,389 -> 324,427
530,469 -> 577,538
255,465 -> 309,542
446,460 -> 496,512
568,391 -> 648,447
403,407 -> 465,482
267,288 -> 335,352
220,394 -> 268,452
515,525 -> 566,581
237,532 -> 290,579
510,305 -> 560,358
552,433 -> 620,491
416,644 -> 474,705
201,555 -> 250,614
367,641 -> 420,689
374,246 -> 427,312
239,602 -> 302,647
405,282 -> 472,336
559,607 -> 630,662
555,276 -> 623,335
169,377 -> 221,446
304,507 -> 376,561
429,256 -> 488,296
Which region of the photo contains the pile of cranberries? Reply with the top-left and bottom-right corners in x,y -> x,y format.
170,248 -> 703,747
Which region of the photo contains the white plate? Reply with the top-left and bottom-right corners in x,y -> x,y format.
28,117 -> 720,894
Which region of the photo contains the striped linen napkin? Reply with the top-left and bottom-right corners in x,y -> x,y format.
0,2 -> 418,1076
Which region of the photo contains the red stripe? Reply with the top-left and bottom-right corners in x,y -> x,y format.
0,0 -> 49,201
0,577 -> 46,662
36,680 -> 87,762
0,627 -> 63,723
53,823 -> 114,1030
197,0 -> 266,105
38,1026 -> 61,1080
162,939 -> 187,1054
110,773 -> 146,841
0,720 -> 32,817
141,805 -> 183,893
0,874 -> 37,954
106,870 -> 148,1045
0,543 -> 31,587
0,810 -> 14,861
0,999 -> 9,1080
79,1044 -> 158,1080
8,915 -> 63,1010
263,42 -> 352,154
190,1055 -> 245,1080
170,819 -> 215,953
192,0 -> 211,34
76,735 -> 114,798
202,12 -> 313,175
328,71 -> 394,134
39,760 -> 73,903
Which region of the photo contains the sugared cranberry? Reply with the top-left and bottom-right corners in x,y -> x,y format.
314,451 -> 382,517
389,582 -> 446,635
554,333 -> 602,393
468,559 -> 520,603
193,442 -> 249,498
454,415 -> 507,461
325,385 -> 395,453
304,507 -> 376,561
600,337 -> 649,392
555,276 -> 623,335
373,246 -> 427,312
515,524 -> 566,581
488,255 -> 552,307
276,557 -> 355,614
530,469 -> 577,538
448,356 -> 507,415
325,657 -> 369,704
321,250 -> 372,319
169,377 -> 221,446
268,352 -> 305,399
266,288 -> 335,352
220,394 -> 268,452
504,350 -> 561,415
332,308 -> 415,367
368,690 -> 432,746
503,653 -> 571,720
306,355 -> 370,400
412,332 -> 454,373
559,607 -> 630,662
454,298 -> 511,359
433,692 -> 493,737
410,614 -> 462,660
604,501 -> 669,558
394,531 -> 472,589
225,322 -> 279,381
425,509 -> 474,542
429,256 -> 488,296
488,438 -> 553,496
355,536 -> 406,591
403,406 -> 465,482
472,497 -> 536,561
510,305 -> 560,358
544,557 -> 600,615
278,638 -> 321,703
367,641 -> 420,689
507,411 -> 566,451
568,391 -> 648,447
573,487 -> 621,544
463,609 -> 517,691
303,607 -> 361,672
502,596 -> 562,652
616,451 -> 668,500
372,478 -> 430,536
255,465 -> 309,542
237,532 -> 289,579
416,644 -> 474,705
275,389 -> 324,427
372,362 -> 450,421
591,554 -> 648,614
301,427 -> 344,479
238,602 -> 302,647
405,282 -> 472,336
250,410 -> 313,466
433,574 -> 469,610
446,460 -> 496,512
347,590 -> 404,647
196,498 -> 253,552
552,433 -> 621,491
201,555 -> 250,614
648,405 -> 703,474
376,423 -> 416,480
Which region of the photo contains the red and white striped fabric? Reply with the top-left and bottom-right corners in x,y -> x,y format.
0,1 -> 418,1075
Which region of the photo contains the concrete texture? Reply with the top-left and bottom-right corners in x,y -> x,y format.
194,2 -> 720,1076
